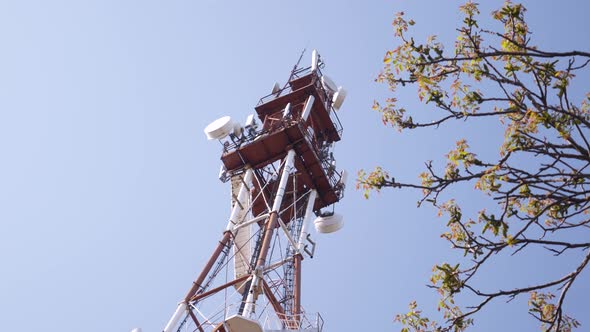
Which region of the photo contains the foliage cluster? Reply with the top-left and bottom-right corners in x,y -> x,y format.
359,2 -> 590,331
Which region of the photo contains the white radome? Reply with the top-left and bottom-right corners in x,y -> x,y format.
321,75 -> 338,93
332,86 -> 347,110
314,213 -> 344,233
204,116 -> 234,140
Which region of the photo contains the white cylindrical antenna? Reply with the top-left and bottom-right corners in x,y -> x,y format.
311,49 -> 319,71
204,116 -> 234,140
233,122 -> 243,137
314,213 -> 344,233
245,114 -> 256,127
301,95 -> 315,122
271,150 -> 296,212
163,302 -> 187,332
282,102 -> 292,118
297,190 -> 317,251
131,329 -> 142,332
332,86 -> 347,110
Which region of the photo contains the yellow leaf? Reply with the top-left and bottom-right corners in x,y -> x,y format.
383,51 -> 393,64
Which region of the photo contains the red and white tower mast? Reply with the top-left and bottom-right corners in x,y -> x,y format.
162,50 -> 347,332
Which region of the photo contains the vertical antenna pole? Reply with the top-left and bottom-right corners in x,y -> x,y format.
285,48 -> 307,85
291,48 -> 306,74
243,150 -> 296,317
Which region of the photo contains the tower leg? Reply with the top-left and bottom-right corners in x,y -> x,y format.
293,253 -> 302,327
163,302 -> 187,332
242,150 -> 296,317
184,231 -> 232,301
163,231 -> 232,332
241,211 -> 278,317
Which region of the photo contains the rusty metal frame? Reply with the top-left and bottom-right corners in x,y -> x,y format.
188,309 -> 206,332
184,231 -> 232,302
190,274 -> 251,303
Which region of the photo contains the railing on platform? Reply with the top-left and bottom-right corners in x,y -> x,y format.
221,120 -> 344,201
256,65 -> 318,106
301,126 -> 344,196
262,311 -> 324,332
255,66 -> 343,139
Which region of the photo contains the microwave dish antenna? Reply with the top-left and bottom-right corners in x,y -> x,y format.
320,75 -> 337,93
332,87 -> 347,110
204,116 -> 234,140
314,213 -> 344,234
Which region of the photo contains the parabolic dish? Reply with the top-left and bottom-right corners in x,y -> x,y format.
321,75 -> 338,93
204,116 -> 234,140
332,87 -> 347,110
314,213 -> 344,234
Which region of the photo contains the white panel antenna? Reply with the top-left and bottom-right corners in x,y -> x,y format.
311,49 -> 319,71
271,82 -> 280,94
232,122 -> 243,137
245,114 -> 256,127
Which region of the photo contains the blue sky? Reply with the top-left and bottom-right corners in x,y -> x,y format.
1,1 -> 588,331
